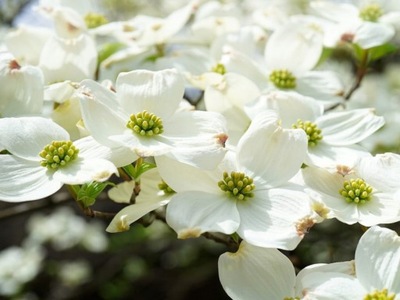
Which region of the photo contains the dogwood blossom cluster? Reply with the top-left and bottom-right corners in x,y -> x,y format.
1,0 -> 400,299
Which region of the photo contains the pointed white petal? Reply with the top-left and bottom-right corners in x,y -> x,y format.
53,158 -> 117,185
245,90 -> 323,127
0,155 -> 62,202
317,109 -> 385,146
162,110 -> 227,169
354,22 -> 395,49
39,34 -> 97,83
296,71 -> 345,105
0,61 -> 44,117
265,22 -> 323,74
106,197 -> 170,233
237,111 -> 307,187
357,192 -> 400,226
77,81 -> 127,147
237,186 -> 313,250
219,242 -> 296,300
73,136 -> 138,167
166,191 -> 240,238
306,143 -> 371,169
116,69 -> 184,119
310,1 -> 359,23
299,271 -> 365,300
0,117 -> 69,161
357,153 -> 400,192
356,226 -> 400,294
155,151 -> 222,194
108,181 -> 136,204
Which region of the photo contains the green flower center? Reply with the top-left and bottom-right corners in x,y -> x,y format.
284,298 -> 300,300
359,4 -> 383,22
269,69 -> 297,89
158,180 -> 175,194
364,288 -> 395,300
84,12 -> 109,29
292,119 -> 323,147
212,63 -> 226,75
218,171 -> 255,201
339,178 -> 373,205
39,141 -> 79,169
126,110 -> 164,137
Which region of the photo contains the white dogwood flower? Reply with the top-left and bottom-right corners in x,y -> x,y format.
76,68 -> 227,170
246,90 -> 385,168
0,117 -> 118,202
157,110 -> 320,250
302,153 -> 400,226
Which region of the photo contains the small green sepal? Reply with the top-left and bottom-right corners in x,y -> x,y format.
77,181 -> 115,208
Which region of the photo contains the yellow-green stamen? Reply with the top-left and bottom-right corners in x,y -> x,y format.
292,119 -> 323,147
39,141 -> 79,169
212,63 -> 226,75
339,178 -> 373,205
84,12 -> 109,29
126,110 -> 164,137
364,288 -> 395,300
359,4 -> 383,22
269,69 -> 296,89
218,171 -> 255,201
158,180 -> 175,194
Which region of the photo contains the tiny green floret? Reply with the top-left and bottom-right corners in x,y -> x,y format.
292,119 -> 323,147
39,141 -> 79,169
212,63 -> 226,75
218,171 -> 255,201
269,69 -> 297,89
284,297 -> 300,300
127,110 -> 164,137
158,180 -> 175,194
359,4 -> 383,22
84,12 -> 109,29
364,288 -> 395,300
339,178 -> 373,205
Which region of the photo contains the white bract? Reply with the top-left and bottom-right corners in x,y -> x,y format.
106,168 -> 172,233
298,226 -> 400,299
76,68 -> 227,169
157,110 -> 320,250
302,153 -> 400,226
0,117 -> 118,202
218,241 -> 357,300
0,52 -> 44,117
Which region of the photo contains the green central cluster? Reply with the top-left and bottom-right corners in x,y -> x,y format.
84,12 -> 109,29
39,141 -> 79,169
269,69 -> 297,89
127,110 -> 164,137
359,4 -> 383,22
284,297 -> 300,300
292,119 -> 323,147
218,171 -> 255,201
364,288 -> 395,300
158,180 -> 175,194
339,178 -> 373,205
211,63 -> 226,75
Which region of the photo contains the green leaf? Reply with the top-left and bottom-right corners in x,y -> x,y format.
77,181 -> 115,207
98,42 -> 126,66
122,161 -> 156,180
135,161 -> 156,179
368,43 -> 398,61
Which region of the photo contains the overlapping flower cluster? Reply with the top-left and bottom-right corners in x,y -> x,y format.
1,0 -> 400,299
